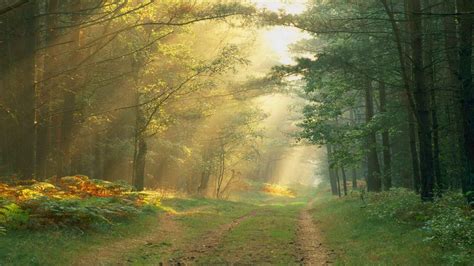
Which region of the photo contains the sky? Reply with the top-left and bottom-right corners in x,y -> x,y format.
248,1 -> 325,186
252,0 -> 311,65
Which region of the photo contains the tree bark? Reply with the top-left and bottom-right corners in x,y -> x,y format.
365,80 -> 382,192
326,144 -> 338,195
379,82 -> 392,190
132,136 -> 147,191
335,167 -> 341,197
407,0 -> 435,201
408,113 -> 421,191
57,0 -> 84,177
351,167 -> 357,189
457,0 -> 474,204
423,0 -> 442,193
341,166 -> 348,196
35,0 -> 59,180
443,0 -> 466,189
16,1 -> 36,179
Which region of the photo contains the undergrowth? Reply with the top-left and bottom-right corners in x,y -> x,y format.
0,176 -> 159,231
364,188 -> 474,264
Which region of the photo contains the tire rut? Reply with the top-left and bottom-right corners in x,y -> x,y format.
170,209 -> 258,264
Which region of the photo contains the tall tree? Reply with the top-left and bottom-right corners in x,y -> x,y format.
16,1 -> 37,179
379,82 -> 392,190
457,0 -> 474,204
365,80 -> 382,192
407,0 -> 434,201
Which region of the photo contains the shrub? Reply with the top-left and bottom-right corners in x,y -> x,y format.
0,176 -> 155,230
0,203 -> 29,228
366,188 -> 433,225
364,188 -> 474,263
19,197 -> 141,229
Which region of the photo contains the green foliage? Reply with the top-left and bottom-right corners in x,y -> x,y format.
0,177 -> 158,230
0,203 -> 29,228
366,188 -> 431,224
423,193 -> 474,263
19,197 -> 141,229
364,189 -> 474,263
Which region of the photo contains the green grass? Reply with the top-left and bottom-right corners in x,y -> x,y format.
199,203 -> 303,265
123,197 -> 258,265
311,185 -> 445,265
0,211 -> 162,265
117,188 -> 315,265
2,183 -> 460,265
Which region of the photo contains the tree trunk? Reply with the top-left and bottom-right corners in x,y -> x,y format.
422,0 -> 442,194
379,82 -> 392,190
16,1 -> 36,179
132,136 -> 147,191
457,0 -> 474,204
57,1 -> 84,177
326,144 -> 338,195
365,80 -> 382,192
444,0 -> 466,189
341,166 -> 348,196
408,113 -> 421,191
407,0 -> 435,201
35,0 -> 60,180
351,167 -> 357,189
198,168 -> 211,195
335,167 -> 341,197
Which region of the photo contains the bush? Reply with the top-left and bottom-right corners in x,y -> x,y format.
0,176 -> 155,230
0,203 -> 29,228
19,197 -> 141,229
366,188 -> 433,224
364,188 -> 474,263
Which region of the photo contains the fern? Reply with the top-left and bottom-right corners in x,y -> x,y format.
0,203 -> 29,227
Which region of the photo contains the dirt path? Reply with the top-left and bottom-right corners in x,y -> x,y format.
296,198 -> 332,265
74,212 -> 182,266
74,198 -> 331,265
171,209 -> 257,264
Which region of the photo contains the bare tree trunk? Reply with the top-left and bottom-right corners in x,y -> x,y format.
365,80 -> 382,192
131,85 -> 147,190
58,1 -> 84,177
379,82 -> 392,190
351,167 -> 357,189
335,167 -> 341,197
326,144 -> 338,195
443,0 -> 465,189
132,136 -> 147,191
216,144 -> 226,199
16,1 -> 36,179
457,0 -> 474,204
408,113 -> 421,191
35,0 -> 60,180
407,0 -> 435,201
341,166 -> 348,196
423,0 -> 442,193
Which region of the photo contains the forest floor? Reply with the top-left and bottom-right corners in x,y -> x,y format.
1,183 -> 452,265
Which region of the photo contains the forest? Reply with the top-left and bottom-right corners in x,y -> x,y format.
0,0 -> 473,265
